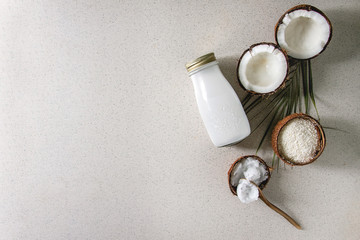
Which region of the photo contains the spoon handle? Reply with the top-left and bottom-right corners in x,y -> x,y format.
258,191 -> 302,230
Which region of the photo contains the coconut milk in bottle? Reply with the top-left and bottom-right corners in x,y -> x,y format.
186,53 -> 250,147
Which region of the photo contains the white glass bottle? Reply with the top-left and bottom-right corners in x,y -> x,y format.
186,53 -> 251,147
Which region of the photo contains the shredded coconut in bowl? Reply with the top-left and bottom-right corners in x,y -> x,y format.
278,118 -> 318,163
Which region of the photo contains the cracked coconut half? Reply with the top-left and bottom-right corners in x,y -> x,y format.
275,5 -> 332,60
237,43 -> 288,95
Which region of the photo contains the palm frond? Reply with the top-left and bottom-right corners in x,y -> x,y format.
245,96 -> 262,113
239,58 -> 321,170
308,60 -> 320,121
242,93 -> 252,107
301,60 -> 309,114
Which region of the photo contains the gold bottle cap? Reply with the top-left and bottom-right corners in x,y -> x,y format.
185,52 -> 216,73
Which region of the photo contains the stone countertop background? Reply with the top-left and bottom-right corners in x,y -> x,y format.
0,0 -> 359,239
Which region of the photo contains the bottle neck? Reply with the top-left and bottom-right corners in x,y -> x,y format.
188,61 -> 218,76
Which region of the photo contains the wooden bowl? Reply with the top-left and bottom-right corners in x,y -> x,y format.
271,113 -> 326,166
228,155 -> 271,195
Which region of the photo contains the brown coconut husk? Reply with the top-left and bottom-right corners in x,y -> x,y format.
271,113 -> 326,166
227,155 -> 271,195
236,42 -> 289,96
274,4 -> 333,60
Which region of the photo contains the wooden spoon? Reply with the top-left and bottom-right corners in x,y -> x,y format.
251,181 -> 302,230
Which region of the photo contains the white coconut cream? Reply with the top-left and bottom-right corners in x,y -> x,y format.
237,179 -> 259,204
230,157 -> 268,187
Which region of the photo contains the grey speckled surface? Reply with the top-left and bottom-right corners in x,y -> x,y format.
0,0 -> 359,239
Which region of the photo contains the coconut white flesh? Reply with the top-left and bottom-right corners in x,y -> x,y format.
237,179 -> 259,204
239,44 -> 287,94
277,9 -> 331,59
